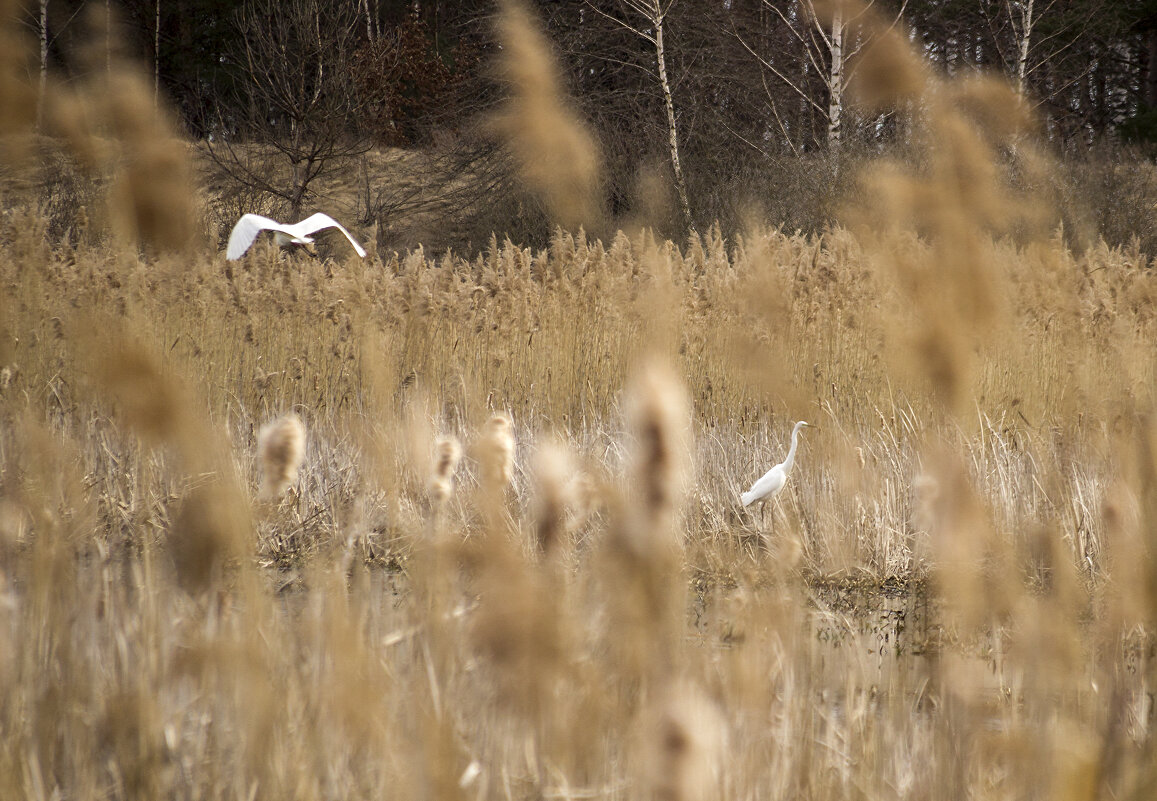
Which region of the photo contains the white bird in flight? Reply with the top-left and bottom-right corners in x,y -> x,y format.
741,421 -> 809,523
226,212 -> 366,260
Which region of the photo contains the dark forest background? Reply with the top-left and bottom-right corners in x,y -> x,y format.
21,0 -> 1157,251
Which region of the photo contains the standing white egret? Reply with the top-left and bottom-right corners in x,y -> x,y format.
741,421 -> 810,524
225,212 -> 366,260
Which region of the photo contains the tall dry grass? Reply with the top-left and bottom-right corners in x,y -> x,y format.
2,1 -> 1157,800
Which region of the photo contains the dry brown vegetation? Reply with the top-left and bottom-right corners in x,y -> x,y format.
2,1 -> 1157,799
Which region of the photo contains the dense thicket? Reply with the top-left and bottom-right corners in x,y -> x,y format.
23,0 -> 1157,248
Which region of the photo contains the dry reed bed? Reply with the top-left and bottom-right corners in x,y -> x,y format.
2,208 -> 1156,797
1,217 -> 1147,567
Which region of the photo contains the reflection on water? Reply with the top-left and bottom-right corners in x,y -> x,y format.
272,564 -> 1153,747
692,573 -> 1153,741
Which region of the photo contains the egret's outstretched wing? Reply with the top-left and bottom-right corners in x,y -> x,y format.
289,213 -> 367,258
226,214 -> 301,260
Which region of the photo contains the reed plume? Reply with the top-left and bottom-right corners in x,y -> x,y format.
838,1 -> 1044,418
104,69 -> 196,253
469,535 -> 566,717
0,0 -> 35,143
168,479 -> 249,594
840,0 -> 928,110
490,0 -> 602,231
36,9 -> 198,253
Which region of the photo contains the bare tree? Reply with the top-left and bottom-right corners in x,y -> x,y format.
735,0 -> 906,152
584,0 -> 695,232
980,0 -> 1105,104
208,0 -> 370,218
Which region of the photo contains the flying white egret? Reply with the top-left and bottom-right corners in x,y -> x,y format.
225,212 -> 366,260
741,421 -> 809,524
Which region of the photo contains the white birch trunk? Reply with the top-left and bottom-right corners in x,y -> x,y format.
827,2 -> 844,149
800,59 -> 810,152
37,0 -> 48,131
154,0 -> 161,108
360,0 -> 373,42
1015,0 -> 1034,95
653,8 -> 695,232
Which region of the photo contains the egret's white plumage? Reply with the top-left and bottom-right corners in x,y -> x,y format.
225,212 -> 366,260
741,421 -> 809,512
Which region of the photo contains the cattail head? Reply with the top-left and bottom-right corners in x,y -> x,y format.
257,413 -> 306,501
169,478 -> 249,594
478,413 -> 515,493
627,362 -> 690,551
531,439 -> 574,559
644,680 -> 726,801
428,435 -> 461,507
598,362 -> 691,683
468,532 -> 566,719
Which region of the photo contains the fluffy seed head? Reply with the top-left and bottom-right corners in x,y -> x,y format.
531,439 -> 574,558
490,0 -> 602,231
169,478 -> 249,594
257,413 -> 306,501
627,362 -> 690,547
428,435 -> 462,506
97,342 -> 184,445
105,72 -> 195,253
840,1 -> 928,109
478,413 -> 515,492
644,680 -> 727,801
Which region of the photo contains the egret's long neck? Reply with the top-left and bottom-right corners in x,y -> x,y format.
782,425 -> 802,474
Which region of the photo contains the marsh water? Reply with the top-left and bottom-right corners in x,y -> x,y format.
272,565 -> 1150,733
